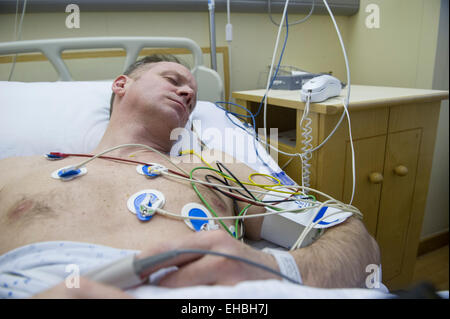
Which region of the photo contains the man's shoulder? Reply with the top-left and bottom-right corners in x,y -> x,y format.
0,155 -> 43,167
0,155 -> 45,187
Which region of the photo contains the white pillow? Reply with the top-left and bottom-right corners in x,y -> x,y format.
0,81 -> 111,159
0,81 -> 282,174
188,101 -> 282,174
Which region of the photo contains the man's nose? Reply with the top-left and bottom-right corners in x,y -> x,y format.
178,85 -> 195,107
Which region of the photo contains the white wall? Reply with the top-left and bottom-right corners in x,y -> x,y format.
422,0 -> 449,238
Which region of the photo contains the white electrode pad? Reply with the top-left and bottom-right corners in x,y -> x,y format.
127,189 -> 165,222
51,165 -> 87,181
260,189 -> 353,249
181,203 -> 218,232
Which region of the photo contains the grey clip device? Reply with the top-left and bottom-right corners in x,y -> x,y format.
83,251 -> 180,290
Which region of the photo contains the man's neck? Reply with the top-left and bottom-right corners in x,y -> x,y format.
93,120 -> 173,158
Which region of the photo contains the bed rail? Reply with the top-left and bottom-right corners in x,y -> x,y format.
0,36 -> 223,101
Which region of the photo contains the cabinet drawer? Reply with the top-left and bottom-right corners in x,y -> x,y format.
376,129 -> 421,281
343,135 -> 387,236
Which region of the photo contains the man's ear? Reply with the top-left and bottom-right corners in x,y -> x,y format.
112,75 -> 131,97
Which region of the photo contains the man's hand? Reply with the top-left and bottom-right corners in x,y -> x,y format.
139,217 -> 380,289
138,230 -> 280,287
32,277 -> 134,299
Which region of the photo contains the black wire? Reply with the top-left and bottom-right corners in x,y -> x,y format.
204,174 -> 244,237
204,174 -> 253,202
205,168 -> 306,205
214,162 -> 310,204
215,162 -> 258,202
136,248 -> 301,285
214,162 -> 255,238
209,163 -> 242,221
204,175 -> 302,205
204,170 -> 247,239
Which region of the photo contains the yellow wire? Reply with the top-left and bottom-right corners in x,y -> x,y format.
180,150 -> 214,169
181,149 -> 286,189
248,173 -> 281,187
180,149 -> 329,198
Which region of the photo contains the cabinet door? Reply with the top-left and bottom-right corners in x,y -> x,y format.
376,129 -> 421,282
343,135 -> 387,237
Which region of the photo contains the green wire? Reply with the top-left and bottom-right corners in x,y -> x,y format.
188,166 -> 315,238
190,166 -> 236,237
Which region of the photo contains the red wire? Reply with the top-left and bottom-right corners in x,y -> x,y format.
50,152 -> 265,206
49,152 -> 188,178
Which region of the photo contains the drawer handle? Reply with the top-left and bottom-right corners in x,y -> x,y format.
394,165 -> 409,176
369,172 -> 384,184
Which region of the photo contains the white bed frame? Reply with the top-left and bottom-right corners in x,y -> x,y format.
0,36 -> 280,173
0,36 -> 224,102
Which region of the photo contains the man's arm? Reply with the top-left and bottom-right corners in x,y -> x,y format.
175,153 -> 381,288
290,216 -> 380,288
242,202 -> 380,288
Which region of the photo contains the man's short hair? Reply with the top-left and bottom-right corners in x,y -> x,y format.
109,54 -> 189,118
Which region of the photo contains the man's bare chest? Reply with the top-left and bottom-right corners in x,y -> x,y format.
0,156 -> 232,225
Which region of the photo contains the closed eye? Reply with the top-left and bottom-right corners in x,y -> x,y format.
165,76 -> 178,85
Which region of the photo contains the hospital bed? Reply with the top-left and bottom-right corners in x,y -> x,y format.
0,36 -> 280,172
0,36 -> 393,299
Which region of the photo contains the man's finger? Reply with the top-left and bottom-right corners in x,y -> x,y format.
137,230 -> 231,275
157,256 -> 219,287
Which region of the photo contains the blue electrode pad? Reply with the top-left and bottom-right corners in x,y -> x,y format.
136,163 -> 168,178
181,203 -> 218,232
127,189 -> 165,222
51,165 -> 87,181
45,153 -> 65,160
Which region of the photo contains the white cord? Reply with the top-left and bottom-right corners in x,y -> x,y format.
226,0 -> 233,103
226,0 -> 231,24
153,199 -> 360,222
322,0 -> 354,205
8,0 -> 28,81
322,0 -> 351,107
268,0 -> 315,26
71,143 -> 192,177
58,143 -> 361,247
342,99 -> 356,204
263,0 -> 290,148
258,0 -> 355,205
13,0 -> 19,40
66,143 -> 360,214
290,200 -> 351,250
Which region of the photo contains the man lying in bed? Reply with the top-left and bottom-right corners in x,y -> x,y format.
0,55 -> 380,298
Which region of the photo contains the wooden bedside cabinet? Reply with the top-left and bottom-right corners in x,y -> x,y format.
232,85 -> 448,290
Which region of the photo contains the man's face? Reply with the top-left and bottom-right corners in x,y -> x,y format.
126,61 -> 198,128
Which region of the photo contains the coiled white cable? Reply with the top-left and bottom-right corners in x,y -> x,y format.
299,93 -> 313,191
